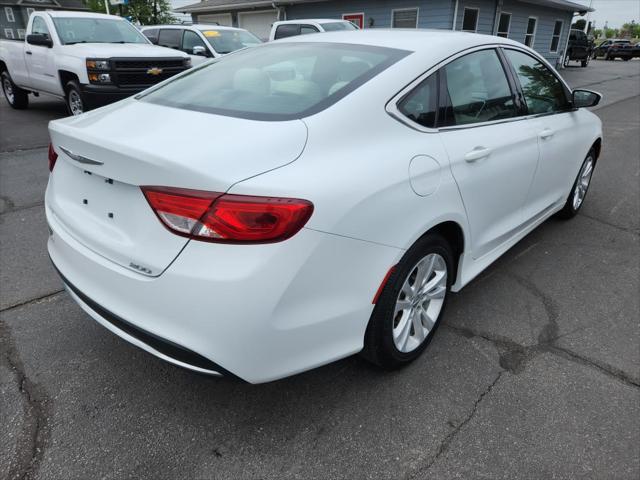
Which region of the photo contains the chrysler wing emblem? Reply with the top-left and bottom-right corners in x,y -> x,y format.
147,67 -> 163,76
59,146 -> 104,165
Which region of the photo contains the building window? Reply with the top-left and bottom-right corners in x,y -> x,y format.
17,29 -> 26,39
550,20 -> 563,52
525,17 -> 537,47
4,28 -> 15,39
392,8 -> 418,28
462,7 -> 479,32
5,7 -> 15,22
496,12 -> 511,38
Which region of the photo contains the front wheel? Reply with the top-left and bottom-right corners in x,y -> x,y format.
563,54 -> 571,68
1,71 -> 29,109
623,57 -> 631,61
65,80 -> 85,116
581,56 -> 590,67
361,234 -> 453,369
556,149 -> 596,219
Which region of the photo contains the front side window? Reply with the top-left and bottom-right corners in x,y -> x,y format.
201,29 -> 261,54
497,13 -> 511,38
442,49 -> 516,126
52,18 -> 148,45
525,17 -> 537,47
274,24 -> 299,40
505,49 -> 568,115
182,30 -> 207,54
398,73 -> 438,128
462,8 -> 479,32
140,42 -> 410,121
392,8 -> 419,28
550,21 -> 563,52
31,17 -> 50,37
158,29 -> 182,49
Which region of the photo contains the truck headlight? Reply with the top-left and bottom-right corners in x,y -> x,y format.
86,59 -> 110,70
88,73 -> 112,83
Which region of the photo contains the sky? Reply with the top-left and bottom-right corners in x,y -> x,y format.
573,0 -> 640,29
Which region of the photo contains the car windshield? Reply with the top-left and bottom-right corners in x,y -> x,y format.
52,18 -> 149,45
139,42 -> 410,121
200,29 -> 261,54
320,22 -> 358,31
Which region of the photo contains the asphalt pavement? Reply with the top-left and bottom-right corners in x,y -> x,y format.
1,59 -> 639,480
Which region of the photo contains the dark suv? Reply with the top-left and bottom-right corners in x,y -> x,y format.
564,29 -> 591,67
592,39 -> 633,60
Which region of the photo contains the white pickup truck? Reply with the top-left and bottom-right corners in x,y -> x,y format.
0,11 -> 191,115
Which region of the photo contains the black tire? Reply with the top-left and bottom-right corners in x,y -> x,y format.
1,70 -> 29,109
592,51 -> 598,59
581,57 -> 590,67
64,80 -> 85,116
361,233 -> 454,369
563,54 -> 571,68
623,57 -> 630,61
556,149 -> 596,219
605,51 -> 611,60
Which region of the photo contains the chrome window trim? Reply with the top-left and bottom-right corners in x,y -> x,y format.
385,43 -> 574,134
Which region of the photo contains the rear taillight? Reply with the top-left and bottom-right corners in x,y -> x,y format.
141,186 -> 313,244
48,143 -> 58,172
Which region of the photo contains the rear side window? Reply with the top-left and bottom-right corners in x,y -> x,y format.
398,73 -> 438,128
143,28 -> 159,44
140,42 -> 410,121
504,49 -> 569,115
158,29 -> 182,49
442,49 -> 516,126
300,25 -> 319,35
274,24 -> 299,39
320,21 -> 358,32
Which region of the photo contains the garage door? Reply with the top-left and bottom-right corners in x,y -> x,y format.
238,10 -> 278,41
197,13 -> 233,26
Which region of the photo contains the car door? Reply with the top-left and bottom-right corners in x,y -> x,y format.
503,48 -> 580,219
181,29 -> 211,65
25,15 -> 57,94
437,48 -> 540,259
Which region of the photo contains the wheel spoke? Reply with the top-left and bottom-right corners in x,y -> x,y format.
412,312 -> 425,342
421,269 -> 446,295
420,308 -> 436,331
394,299 -> 412,315
395,312 -> 413,351
425,284 -> 446,300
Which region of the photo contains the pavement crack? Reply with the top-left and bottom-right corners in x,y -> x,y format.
0,320 -> 53,480
408,371 -> 504,478
578,212 -> 638,236
1,290 -> 65,313
0,201 -> 45,216
545,345 -> 640,389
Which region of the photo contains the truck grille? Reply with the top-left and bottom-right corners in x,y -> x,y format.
111,58 -> 187,88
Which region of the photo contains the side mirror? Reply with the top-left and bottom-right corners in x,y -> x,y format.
572,89 -> 602,108
192,45 -> 208,56
26,34 -> 53,48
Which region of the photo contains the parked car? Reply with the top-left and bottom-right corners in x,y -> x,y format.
141,24 -> 261,65
269,19 -> 358,41
46,30 -> 602,383
592,39 -> 633,60
0,11 -> 191,115
563,29 -> 591,67
617,41 -> 640,61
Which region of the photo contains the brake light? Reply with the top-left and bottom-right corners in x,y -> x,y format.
141,186 -> 313,243
48,143 -> 58,172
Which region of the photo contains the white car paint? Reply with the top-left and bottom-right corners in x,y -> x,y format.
46,30 -> 602,383
269,19 -> 358,41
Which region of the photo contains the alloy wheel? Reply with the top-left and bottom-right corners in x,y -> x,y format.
68,90 -> 84,116
392,253 -> 447,353
573,155 -> 594,210
2,77 -> 14,105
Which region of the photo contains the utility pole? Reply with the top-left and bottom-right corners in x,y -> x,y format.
104,0 -> 110,15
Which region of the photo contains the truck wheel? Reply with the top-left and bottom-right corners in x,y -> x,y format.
563,53 -> 571,67
65,81 -> 85,116
1,71 -> 29,109
623,58 -> 630,62
581,56 -> 590,67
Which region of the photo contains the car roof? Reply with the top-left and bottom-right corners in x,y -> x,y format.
276,29 -> 524,53
45,11 -> 125,20
141,24 -> 246,31
274,19 -> 351,25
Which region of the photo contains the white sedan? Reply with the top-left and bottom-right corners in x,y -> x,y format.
46,30 -> 602,383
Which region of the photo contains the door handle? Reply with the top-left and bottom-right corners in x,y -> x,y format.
26,51 -> 32,55
464,147 -> 492,162
539,128 -> 555,139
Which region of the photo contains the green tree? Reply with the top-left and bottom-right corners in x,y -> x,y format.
85,0 -> 176,25
604,27 -> 618,39
572,19 -> 587,31
593,28 -> 602,39
620,21 -> 640,39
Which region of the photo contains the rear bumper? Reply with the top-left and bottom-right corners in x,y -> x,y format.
46,198 -> 402,383
80,84 -> 146,109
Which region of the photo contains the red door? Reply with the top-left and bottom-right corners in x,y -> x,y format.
343,13 -> 364,29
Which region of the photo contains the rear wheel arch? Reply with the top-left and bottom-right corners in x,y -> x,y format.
412,221 -> 465,283
0,61 -> 7,74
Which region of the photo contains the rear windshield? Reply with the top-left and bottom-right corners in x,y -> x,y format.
139,42 -> 409,121
200,29 -> 261,54
321,22 -> 358,32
